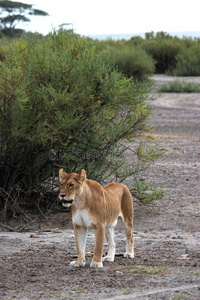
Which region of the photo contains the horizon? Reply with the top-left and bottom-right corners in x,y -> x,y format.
88,30 -> 200,40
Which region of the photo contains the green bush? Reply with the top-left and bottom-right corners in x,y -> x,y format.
114,47 -> 155,79
144,38 -> 181,74
93,38 -> 125,52
0,46 -> 6,61
0,30 -> 162,219
159,79 -> 200,93
173,45 -> 200,76
126,36 -> 144,47
93,33 -> 200,77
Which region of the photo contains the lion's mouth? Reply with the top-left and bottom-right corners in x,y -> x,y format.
62,199 -> 73,204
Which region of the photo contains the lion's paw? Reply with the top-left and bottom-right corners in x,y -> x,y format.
103,256 -> 114,262
124,252 -> 134,258
70,260 -> 85,268
90,261 -> 103,268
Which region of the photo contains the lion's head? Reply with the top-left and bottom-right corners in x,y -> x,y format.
59,168 -> 86,207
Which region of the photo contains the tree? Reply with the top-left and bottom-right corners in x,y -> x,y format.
0,0 -> 48,37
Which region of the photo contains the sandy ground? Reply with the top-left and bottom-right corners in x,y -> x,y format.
0,75 -> 200,300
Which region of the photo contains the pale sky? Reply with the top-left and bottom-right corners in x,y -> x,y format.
19,0 -> 200,37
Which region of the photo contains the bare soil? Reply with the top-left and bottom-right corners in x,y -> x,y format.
0,75 -> 200,300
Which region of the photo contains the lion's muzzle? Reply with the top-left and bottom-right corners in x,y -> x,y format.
59,194 -> 73,205
61,199 -> 73,204
59,195 -> 73,207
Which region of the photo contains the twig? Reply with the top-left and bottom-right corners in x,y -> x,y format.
0,223 -> 16,232
16,217 -> 38,232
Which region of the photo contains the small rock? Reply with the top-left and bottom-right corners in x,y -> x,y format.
29,234 -> 39,238
116,271 -> 123,277
176,254 -> 191,260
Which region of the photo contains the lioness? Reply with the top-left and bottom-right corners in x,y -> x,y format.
59,168 -> 134,268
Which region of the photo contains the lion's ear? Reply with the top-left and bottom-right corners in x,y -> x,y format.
78,169 -> 86,183
59,168 -> 67,182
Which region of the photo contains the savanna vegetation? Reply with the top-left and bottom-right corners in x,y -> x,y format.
0,27 -> 199,222
0,30 -> 164,221
158,79 -> 200,93
94,31 -> 200,77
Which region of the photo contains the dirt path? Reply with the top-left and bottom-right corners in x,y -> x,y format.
0,75 -> 200,300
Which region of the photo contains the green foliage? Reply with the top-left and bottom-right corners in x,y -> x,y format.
95,39 -> 155,79
145,31 -> 173,40
0,44 -> 6,60
94,38 -> 125,52
126,36 -> 144,47
0,30 -> 160,218
173,44 -> 200,76
143,38 -> 181,73
159,79 -> 200,93
114,47 -> 155,79
94,32 -> 200,76
136,142 -> 165,162
131,176 -> 164,205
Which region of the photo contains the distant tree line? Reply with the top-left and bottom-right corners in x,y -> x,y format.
1,2 -> 200,76
94,31 -> 200,77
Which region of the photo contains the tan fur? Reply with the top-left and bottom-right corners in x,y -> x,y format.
59,168 -> 134,268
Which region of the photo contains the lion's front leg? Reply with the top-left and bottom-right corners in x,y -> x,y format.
90,224 -> 105,268
70,225 -> 87,268
103,226 -> 115,262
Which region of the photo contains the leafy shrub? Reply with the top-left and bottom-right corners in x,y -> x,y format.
126,36 -> 144,47
93,38 -> 125,52
131,177 -> 164,205
173,45 -> 200,76
144,39 -> 181,74
0,46 -> 6,61
93,33 -> 200,76
114,47 -> 155,79
159,79 -> 200,93
0,30 -> 162,219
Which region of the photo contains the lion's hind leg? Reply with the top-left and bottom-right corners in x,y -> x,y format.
123,219 -> 134,258
121,187 -> 134,258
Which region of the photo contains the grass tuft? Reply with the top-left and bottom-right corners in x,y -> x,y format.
117,265 -> 170,275
158,79 -> 200,93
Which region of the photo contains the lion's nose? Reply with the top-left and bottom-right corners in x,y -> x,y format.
60,194 -> 66,199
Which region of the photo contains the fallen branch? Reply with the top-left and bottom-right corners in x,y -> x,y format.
16,218 -> 38,232
0,223 -> 16,232
0,217 -> 39,232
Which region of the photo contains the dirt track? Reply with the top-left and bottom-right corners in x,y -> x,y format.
0,75 -> 200,299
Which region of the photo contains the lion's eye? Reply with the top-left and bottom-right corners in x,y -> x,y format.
69,183 -> 74,188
